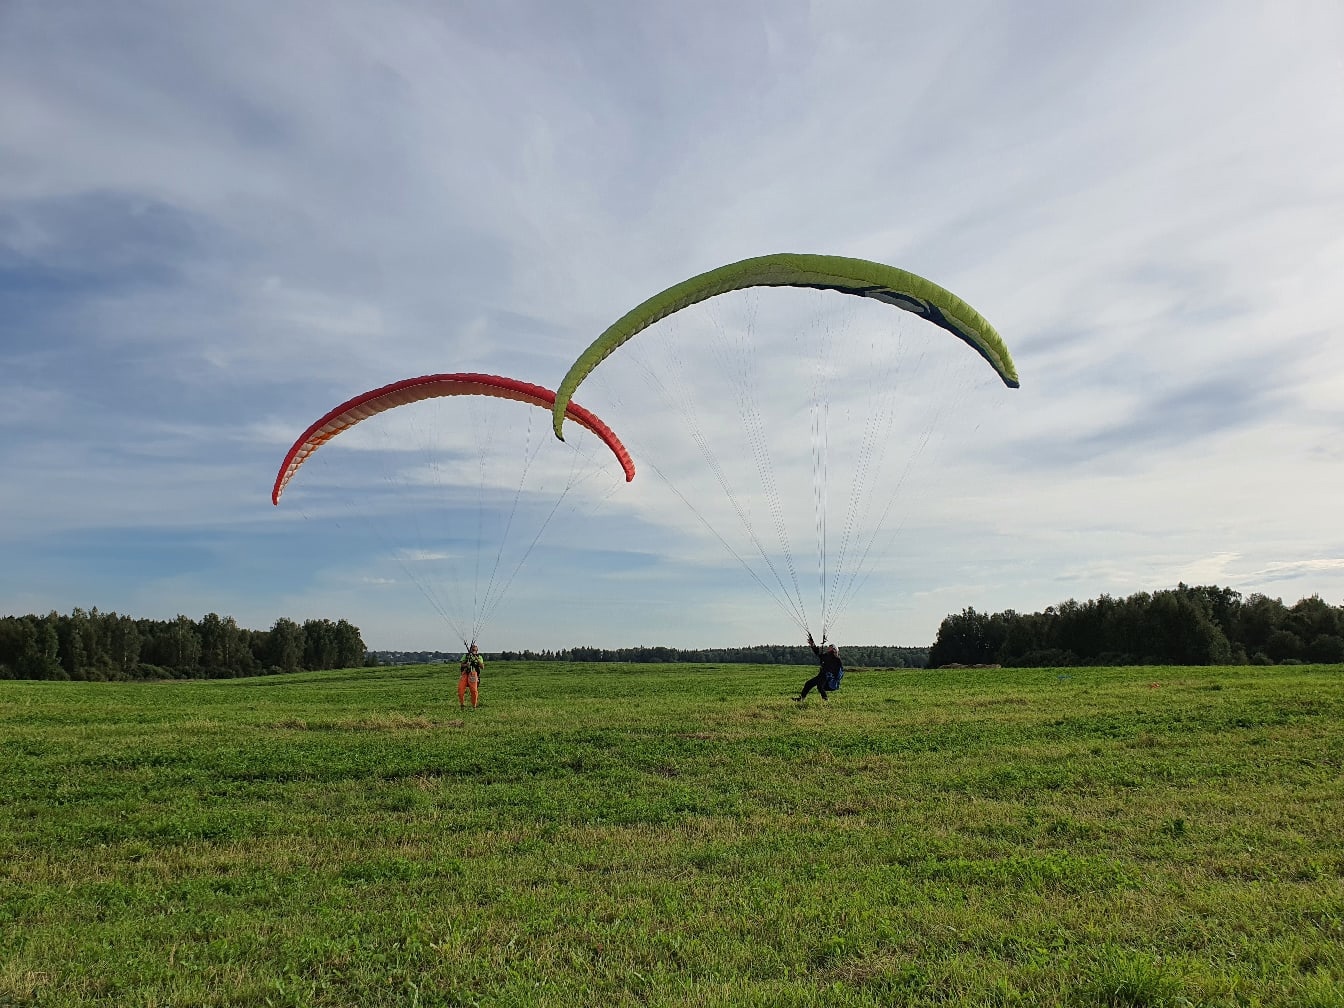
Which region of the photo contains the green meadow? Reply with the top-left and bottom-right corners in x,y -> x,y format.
2,661 -> 1342,1007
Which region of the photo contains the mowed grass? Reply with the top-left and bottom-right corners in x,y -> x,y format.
2,662 -> 1342,1007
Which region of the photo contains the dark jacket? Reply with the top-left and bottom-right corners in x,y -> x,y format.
809,641 -> 844,690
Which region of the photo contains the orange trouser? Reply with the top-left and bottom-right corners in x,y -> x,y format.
458,672 -> 479,707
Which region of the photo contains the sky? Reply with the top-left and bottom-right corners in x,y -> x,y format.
3,0 -> 1343,651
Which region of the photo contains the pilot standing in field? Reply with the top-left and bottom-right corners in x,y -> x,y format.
458,643 -> 484,709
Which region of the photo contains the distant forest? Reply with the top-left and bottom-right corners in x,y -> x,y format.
6,584 -> 1342,682
378,644 -> 932,668
0,609 -> 368,681
929,584 -> 1344,668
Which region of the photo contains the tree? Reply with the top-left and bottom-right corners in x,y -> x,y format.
1265,629 -> 1304,664
302,619 -> 339,671
1145,590 -> 1232,665
929,608 -> 1009,667
333,620 -> 367,669
1233,594 -> 1288,657
1288,596 -> 1342,654
164,615 -> 203,674
267,618 -> 304,674
198,613 -> 250,677
1306,634 -> 1344,663
58,610 -> 90,679
1176,583 -> 1243,634
109,615 -> 141,677
0,617 -> 24,678
23,617 -> 64,680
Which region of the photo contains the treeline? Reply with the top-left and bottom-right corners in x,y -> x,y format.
929,585 -> 1344,668
490,644 -> 930,667
0,609 -> 368,681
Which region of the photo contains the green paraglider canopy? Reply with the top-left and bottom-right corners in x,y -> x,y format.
553,253 -> 1019,439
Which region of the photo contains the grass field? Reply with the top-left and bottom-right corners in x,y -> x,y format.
2,661 -> 1342,1007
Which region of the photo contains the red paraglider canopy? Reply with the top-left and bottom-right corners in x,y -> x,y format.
272,372 -> 635,505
